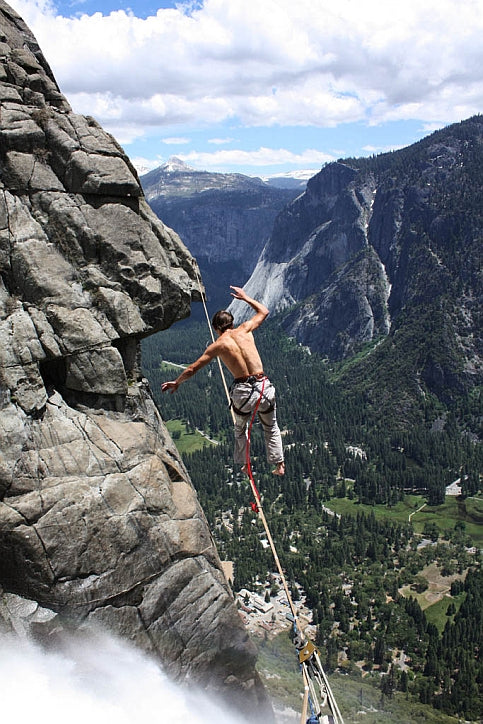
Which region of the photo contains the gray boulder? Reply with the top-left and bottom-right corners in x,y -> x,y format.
0,2 -> 272,720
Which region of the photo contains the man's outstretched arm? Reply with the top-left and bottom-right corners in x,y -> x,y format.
230,285 -> 269,330
161,343 -> 218,393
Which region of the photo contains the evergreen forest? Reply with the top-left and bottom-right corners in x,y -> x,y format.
142,318 -> 481,721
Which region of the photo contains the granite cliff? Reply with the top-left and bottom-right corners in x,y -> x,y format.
0,2 -> 272,719
231,117 -> 482,407
142,159 -> 298,310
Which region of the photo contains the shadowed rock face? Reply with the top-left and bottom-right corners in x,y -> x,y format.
232,118 -> 482,379
0,3 -> 272,719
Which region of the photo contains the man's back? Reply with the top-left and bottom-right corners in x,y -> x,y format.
161,286 -> 269,392
215,324 -> 264,378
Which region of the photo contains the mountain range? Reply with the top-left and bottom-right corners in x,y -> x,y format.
2,3 -> 479,720
140,120 -> 482,721
141,159 -> 301,310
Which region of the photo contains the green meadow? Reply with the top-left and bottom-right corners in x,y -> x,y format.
165,419 -> 215,455
327,493 -> 483,547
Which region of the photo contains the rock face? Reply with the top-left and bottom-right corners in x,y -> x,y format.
0,3 -> 271,719
229,161 -> 390,359
142,159 -> 298,310
232,118 -> 482,387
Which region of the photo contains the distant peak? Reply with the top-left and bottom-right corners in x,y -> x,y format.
160,156 -> 195,173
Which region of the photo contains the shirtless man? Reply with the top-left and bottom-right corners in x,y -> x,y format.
161,285 -> 285,476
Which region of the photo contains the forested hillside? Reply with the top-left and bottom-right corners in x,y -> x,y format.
144,319 -> 481,507
142,319 -> 481,721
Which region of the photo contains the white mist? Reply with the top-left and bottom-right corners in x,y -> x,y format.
0,629 -> 247,724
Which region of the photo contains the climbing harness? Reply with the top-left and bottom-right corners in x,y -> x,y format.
229,373 -> 275,417
195,274 -> 344,724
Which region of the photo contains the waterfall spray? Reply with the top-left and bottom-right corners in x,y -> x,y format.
0,629 -> 247,724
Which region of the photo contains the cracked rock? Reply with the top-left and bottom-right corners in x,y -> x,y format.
0,2 -> 272,722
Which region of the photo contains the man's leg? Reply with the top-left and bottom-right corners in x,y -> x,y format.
233,411 -> 250,471
258,404 -> 284,475
230,382 -> 255,472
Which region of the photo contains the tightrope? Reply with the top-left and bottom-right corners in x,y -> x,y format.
195,274 -> 344,724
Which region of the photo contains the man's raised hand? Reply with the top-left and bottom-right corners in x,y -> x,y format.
230,285 -> 247,300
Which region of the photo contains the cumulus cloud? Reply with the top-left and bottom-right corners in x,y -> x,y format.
129,145 -> 332,174
12,0 -> 483,143
362,143 -> 406,155
177,146 -> 334,170
130,155 -> 165,173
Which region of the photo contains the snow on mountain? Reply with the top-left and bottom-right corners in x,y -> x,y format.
159,156 -> 196,173
262,169 -> 321,189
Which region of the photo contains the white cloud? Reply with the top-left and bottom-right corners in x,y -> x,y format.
176,146 -> 335,171
12,0 -> 483,142
130,156 -> 165,174
362,143 -> 406,155
162,136 -> 191,144
208,137 -> 235,145
129,145 -> 331,175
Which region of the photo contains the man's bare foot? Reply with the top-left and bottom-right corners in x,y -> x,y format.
241,464 -> 249,476
272,461 -> 285,476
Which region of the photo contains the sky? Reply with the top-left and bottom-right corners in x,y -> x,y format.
10,0 -> 483,178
